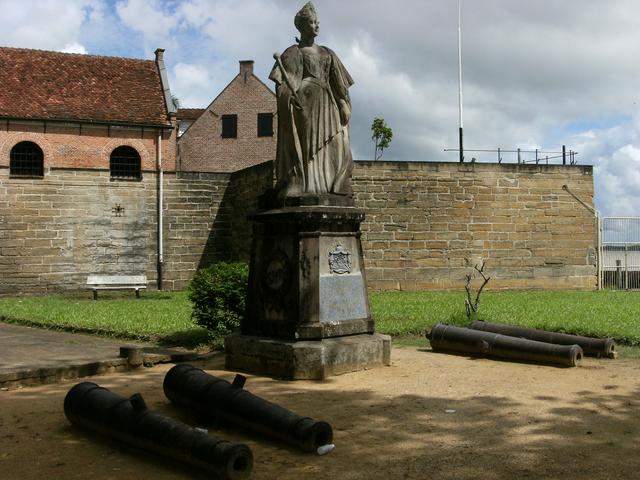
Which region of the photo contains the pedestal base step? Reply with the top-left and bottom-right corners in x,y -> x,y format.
225,333 -> 391,380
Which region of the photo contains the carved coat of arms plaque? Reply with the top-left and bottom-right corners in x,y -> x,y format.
328,244 -> 352,274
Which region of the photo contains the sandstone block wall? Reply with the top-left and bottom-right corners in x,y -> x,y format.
227,161 -> 275,260
0,161 -> 274,294
162,171 -> 234,290
0,168 -> 227,294
0,160 -> 597,295
353,161 -> 597,290
161,162 -> 273,289
0,168 -> 158,294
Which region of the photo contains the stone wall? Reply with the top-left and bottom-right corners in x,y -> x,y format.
162,171 -> 234,290
353,161 -> 597,290
0,167 -> 229,294
0,160 -> 597,295
161,161 -> 274,289
0,167 -> 156,294
227,161 -> 275,261
0,161 -> 276,294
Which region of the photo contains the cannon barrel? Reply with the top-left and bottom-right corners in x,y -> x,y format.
64,382 -> 253,480
426,323 -> 583,367
163,364 -> 333,453
470,320 -> 616,358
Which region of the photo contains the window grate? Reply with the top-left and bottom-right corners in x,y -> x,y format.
257,113 -> 274,137
10,141 -> 44,177
110,146 -> 141,180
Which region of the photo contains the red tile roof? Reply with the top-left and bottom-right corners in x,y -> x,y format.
177,108 -> 205,120
0,47 -> 170,126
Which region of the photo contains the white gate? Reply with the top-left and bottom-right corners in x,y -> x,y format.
599,217 -> 640,290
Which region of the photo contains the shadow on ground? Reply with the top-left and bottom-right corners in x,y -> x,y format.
157,329 -> 211,349
2,349 -> 639,480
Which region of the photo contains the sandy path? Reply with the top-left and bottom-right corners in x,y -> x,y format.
1,346 -> 639,480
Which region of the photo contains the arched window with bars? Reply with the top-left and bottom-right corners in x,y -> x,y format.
110,146 -> 141,180
10,141 -> 44,177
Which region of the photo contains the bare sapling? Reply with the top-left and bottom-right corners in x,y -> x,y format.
465,261 -> 490,322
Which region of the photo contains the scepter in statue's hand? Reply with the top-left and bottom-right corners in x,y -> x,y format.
273,53 -> 303,110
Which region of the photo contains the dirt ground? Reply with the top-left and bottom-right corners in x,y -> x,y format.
1,345 -> 639,480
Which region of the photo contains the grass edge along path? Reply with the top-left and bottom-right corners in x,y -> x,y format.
0,290 -> 209,348
1,289 -> 640,347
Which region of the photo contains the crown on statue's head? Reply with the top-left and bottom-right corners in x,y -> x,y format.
294,2 -> 318,32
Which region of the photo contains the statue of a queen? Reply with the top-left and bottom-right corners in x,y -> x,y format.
270,2 -> 355,197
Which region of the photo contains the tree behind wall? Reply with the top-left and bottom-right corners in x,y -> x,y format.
371,117 -> 393,160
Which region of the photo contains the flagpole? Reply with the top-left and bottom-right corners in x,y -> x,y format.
458,0 -> 464,163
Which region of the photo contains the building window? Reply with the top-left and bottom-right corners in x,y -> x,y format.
110,146 -> 141,180
221,114 -> 237,138
257,113 -> 274,137
10,141 -> 44,177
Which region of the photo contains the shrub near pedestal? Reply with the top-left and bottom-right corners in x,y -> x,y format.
188,262 -> 249,346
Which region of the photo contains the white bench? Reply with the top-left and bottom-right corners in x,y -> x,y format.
86,274 -> 147,300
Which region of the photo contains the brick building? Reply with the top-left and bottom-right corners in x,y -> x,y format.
0,47 -> 177,173
0,46 -> 179,292
178,60 -> 277,172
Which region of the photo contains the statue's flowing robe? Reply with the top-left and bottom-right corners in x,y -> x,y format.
269,44 -> 354,196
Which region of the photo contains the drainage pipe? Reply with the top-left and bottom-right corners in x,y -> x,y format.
426,323 -> 583,367
156,131 -> 164,290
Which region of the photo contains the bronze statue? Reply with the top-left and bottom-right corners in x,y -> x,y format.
270,2 -> 354,197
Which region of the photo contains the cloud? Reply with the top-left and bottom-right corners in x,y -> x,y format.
169,63 -> 219,108
115,0 -> 180,54
175,0 -> 292,78
569,113 -> 640,216
596,144 -> 640,216
60,43 -> 88,54
344,36 -> 454,160
1,0 -> 640,216
0,0 -> 96,51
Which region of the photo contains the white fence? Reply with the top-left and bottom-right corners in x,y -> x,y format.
599,217 -> 640,290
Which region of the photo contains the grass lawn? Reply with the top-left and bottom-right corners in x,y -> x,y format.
1,289 -> 640,348
0,290 -> 208,347
372,289 -> 640,345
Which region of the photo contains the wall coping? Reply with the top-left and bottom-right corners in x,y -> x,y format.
354,160 -> 592,174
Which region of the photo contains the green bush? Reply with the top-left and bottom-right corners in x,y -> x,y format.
188,262 -> 249,344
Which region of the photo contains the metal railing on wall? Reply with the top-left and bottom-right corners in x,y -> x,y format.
599,216 -> 640,290
444,146 -> 578,165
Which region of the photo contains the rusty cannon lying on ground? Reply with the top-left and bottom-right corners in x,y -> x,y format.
470,320 -> 617,358
64,382 -> 253,480
426,323 -> 583,367
163,364 -> 334,454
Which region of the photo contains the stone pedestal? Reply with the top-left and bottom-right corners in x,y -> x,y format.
225,194 -> 391,379
225,333 -> 391,380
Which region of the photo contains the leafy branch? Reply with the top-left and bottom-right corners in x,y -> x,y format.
371,117 -> 393,160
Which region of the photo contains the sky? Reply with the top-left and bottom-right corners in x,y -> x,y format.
1,0 -> 639,217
